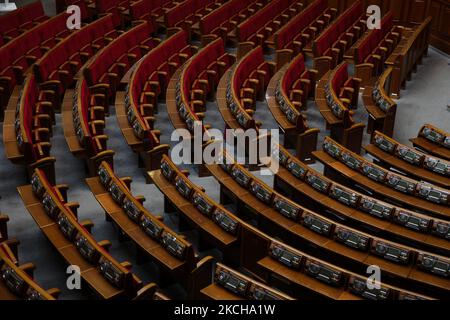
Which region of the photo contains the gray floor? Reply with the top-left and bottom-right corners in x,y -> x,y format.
1,1 -> 450,299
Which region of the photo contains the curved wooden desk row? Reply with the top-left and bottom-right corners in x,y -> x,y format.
362,67 -> 396,137
411,124 -> 450,162
0,242 -> 60,300
0,1 -> 48,44
315,63 -> 364,154
312,0 -> 366,78
217,46 -> 274,135
266,53 -> 319,163
86,161 -> 200,290
82,21 -> 161,102
0,6 -> 89,116
195,0 -> 268,45
385,17 -> 432,99
235,0 -> 304,49
353,12 -> 403,86
156,159 -> 440,299
271,143 -> 450,256
204,152 -> 450,297
116,30 -> 196,172
0,214 -> 58,300
365,131 -> 450,189
16,168 -> 166,300
65,77 -> 115,176
3,73 -> 56,183
315,137 -> 450,221
197,263 -> 294,300
269,0 -> 336,66
32,14 -> 122,110
150,155 -> 431,300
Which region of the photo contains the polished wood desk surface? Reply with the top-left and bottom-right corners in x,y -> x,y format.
115,91 -> 144,152
265,65 -> 297,133
217,69 -> 241,130
274,166 -> 450,256
200,284 -> 245,300
166,68 -> 189,131
362,81 -> 386,120
257,256 -> 361,300
364,143 -> 450,189
85,177 -> 187,272
313,150 -> 450,221
411,136 -> 450,162
61,89 -> 87,157
205,164 -> 450,293
17,185 -> 126,300
148,170 -> 238,247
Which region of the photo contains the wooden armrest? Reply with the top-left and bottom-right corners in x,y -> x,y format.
97,240 -> 112,251
80,219 -> 94,232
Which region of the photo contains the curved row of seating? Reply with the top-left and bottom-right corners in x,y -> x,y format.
411,124 -> 450,161
204,151 -> 449,297
270,0 -> 337,63
266,54 -> 319,163
151,155 -> 433,300
17,168 -> 160,299
197,0 -> 268,44
365,131 -> 450,189
314,137 -> 450,221
118,30 -> 196,172
70,21 -> 161,175
129,0 -> 181,30
0,4 -> 89,117
312,0 -> 366,77
82,21 -> 160,101
236,0 -> 304,49
220,46 -> 275,132
164,0 -> 225,34
171,38 -> 234,132
315,62 -> 364,153
87,161 -> 198,294
0,1 -> 48,44
353,12 -> 403,86
34,14 -> 122,108
272,143 -> 450,256
0,215 -> 60,300
362,66 -> 397,137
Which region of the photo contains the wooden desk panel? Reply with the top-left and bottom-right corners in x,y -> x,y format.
314,150 -> 450,220
274,167 -> 450,256
364,144 -> 450,189
200,284 -> 244,300
410,137 -> 450,162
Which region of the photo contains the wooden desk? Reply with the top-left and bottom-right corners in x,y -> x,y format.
85,176 -> 191,285
166,68 -> 189,131
17,184 -> 128,300
205,164 -> 450,297
200,284 -> 245,300
364,144 -> 450,189
274,166 -> 450,257
258,256 -> 360,300
314,150 -> 450,221
411,136 -> 450,162
217,69 -> 241,130
115,91 -> 144,153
